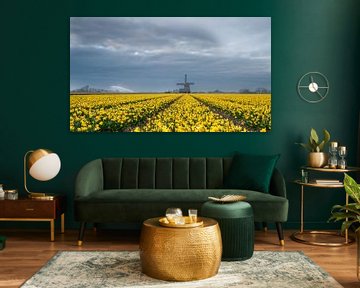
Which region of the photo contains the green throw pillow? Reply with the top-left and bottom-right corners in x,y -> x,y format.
224,153 -> 280,193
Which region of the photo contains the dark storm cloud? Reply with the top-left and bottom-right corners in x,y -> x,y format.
71,18 -> 218,55
70,17 -> 271,92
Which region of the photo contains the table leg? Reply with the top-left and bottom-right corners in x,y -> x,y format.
300,185 -> 304,233
345,193 -> 349,243
50,219 -> 55,241
61,213 -> 65,234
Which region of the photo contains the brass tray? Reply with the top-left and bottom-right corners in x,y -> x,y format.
208,194 -> 246,203
159,216 -> 204,228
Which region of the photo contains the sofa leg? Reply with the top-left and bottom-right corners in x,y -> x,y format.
78,222 -> 86,246
275,222 -> 284,246
262,222 -> 268,232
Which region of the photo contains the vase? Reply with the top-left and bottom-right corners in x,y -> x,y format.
308,152 -> 328,168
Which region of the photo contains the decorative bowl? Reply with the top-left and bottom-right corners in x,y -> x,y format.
159,216 -> 204,228
208,194 -> 246,203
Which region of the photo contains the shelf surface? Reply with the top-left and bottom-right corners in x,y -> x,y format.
301,166 -> 360,173
293,179 -> 344,188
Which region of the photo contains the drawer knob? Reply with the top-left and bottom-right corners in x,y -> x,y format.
25,208 -> 35,211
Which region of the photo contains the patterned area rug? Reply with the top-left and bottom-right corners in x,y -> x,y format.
21,251 -> 342,288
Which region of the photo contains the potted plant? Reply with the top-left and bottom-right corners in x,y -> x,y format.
329,173 -> 360,279
329,173 -> 360,233
296,128 -> 330,167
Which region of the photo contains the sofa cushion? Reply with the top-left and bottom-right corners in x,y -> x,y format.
75,188 -> 288,222
75,189 -> 288,222
224,153 -> 280,193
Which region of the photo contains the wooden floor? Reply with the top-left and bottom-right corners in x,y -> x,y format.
0,228 -> 358,288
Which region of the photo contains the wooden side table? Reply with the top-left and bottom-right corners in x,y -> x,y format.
0,195 -> 66,241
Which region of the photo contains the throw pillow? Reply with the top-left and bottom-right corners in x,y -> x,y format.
224,153 -> 280,193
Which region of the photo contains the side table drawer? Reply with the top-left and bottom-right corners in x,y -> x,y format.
2,201 -> 55,218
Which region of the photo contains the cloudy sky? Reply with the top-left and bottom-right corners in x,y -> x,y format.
70,17 -> 271,92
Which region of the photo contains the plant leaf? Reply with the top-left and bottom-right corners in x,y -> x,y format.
329,203 -> 360,226
317,140 -> 325,152
323,129 -> 330,144
341,220 -> 358,234
308,138 -> 318,152
331,203 -> 360,215
295,142 -> 312,152
308,137 -> 316,152
344,173 -> 360,204
329,211 -> 357,221
310,128 -> 319,144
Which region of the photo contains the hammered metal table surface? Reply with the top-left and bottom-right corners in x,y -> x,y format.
139,217 -> 222,281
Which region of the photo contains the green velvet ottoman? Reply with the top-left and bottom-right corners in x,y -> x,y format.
201,201 -> 254,261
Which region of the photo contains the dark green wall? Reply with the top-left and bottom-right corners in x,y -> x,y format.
1,0 -> 359,230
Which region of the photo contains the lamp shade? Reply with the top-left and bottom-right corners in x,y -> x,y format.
28,149 -> 61,181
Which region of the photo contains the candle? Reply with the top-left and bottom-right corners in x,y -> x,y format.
338,146 -> 346,158
338,146 -> 346,153
337,146 -> 347,169
330,142 -> 338,148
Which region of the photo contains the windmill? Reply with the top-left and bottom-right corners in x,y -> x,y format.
177,74 -> 194,93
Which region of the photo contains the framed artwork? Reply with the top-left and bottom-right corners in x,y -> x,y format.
70,17 -> 271,132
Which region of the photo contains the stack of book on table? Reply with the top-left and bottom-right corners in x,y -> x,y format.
314,179 -> 342,185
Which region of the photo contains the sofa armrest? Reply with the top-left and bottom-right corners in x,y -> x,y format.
269,168 -> 287,198
75,159 -> 104,199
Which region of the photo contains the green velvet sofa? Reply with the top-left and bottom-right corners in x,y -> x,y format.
74,157 -> 288,245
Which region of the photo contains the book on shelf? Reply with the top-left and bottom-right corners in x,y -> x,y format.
314,179 -> 341,185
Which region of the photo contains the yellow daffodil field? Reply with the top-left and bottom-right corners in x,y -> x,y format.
70,93 -> 271,132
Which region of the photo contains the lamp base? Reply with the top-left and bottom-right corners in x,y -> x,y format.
28,193 -> 55,200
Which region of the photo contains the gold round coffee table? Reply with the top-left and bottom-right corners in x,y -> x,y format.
139,217 -> 222,281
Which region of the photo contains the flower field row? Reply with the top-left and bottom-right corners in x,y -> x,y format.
70,94 -> 180,132
70,93 -> 271,132
132,95 -> 245,132
194,94 -> 271,131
